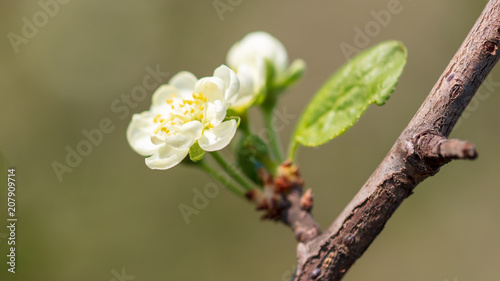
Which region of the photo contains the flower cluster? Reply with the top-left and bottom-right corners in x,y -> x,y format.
127,32 -> 304,170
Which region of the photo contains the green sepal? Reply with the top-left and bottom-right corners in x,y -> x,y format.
274,59 -> 306,90
224,115 -> 241,127
189,142 -> 205,162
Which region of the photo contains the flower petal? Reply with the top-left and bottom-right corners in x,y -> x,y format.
151,131 -> 167,145
227,31 -> 289,76
205,100 -> 226,127
165,121 -> 203,150
151,85 -> 178,113
214,65 -> 240,107
145,145 -> 188,170
198,119 -> 237,152
230,64 -> 259,111
194,77 -> 225,103
169,71 -> 197,99
127,111 -> 160,156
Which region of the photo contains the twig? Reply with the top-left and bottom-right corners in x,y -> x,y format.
280,185 -> 321,243
210,151 -> 255,191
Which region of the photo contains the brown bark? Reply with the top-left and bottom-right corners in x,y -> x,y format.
289,0 -> 500,280
280,186 -> 322,243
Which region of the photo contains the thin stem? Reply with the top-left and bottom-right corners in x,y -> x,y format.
288,140 -> 299,163
263,108 -> 284,163
210,151 -> 255,191
198,160 -> 245,197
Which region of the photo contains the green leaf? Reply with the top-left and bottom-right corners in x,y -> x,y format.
291,40 -> 407,152
189,142 -> 205,162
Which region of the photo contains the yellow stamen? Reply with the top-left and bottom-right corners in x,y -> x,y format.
154,91 -> 211,136
199,93 -> 207,102
153,119 -> 169,134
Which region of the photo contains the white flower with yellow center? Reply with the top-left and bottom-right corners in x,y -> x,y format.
227,31 -> 295,111
127,65 -> 240,170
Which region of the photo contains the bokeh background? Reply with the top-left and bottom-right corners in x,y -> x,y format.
0,0 -> 499,280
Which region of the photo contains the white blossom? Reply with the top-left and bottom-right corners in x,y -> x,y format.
127,65 -> 239,169
226,31 -> 289,111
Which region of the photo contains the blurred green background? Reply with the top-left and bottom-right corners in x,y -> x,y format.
0,0 -> 499,280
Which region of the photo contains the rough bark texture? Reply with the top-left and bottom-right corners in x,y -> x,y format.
291,1 -> 500,280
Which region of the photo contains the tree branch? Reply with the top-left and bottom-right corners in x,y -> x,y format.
293,0 -> 500,279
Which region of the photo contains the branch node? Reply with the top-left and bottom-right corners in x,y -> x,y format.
416,133 -> 478,166
300,189 -> 314,212
434,139 -> 478,160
